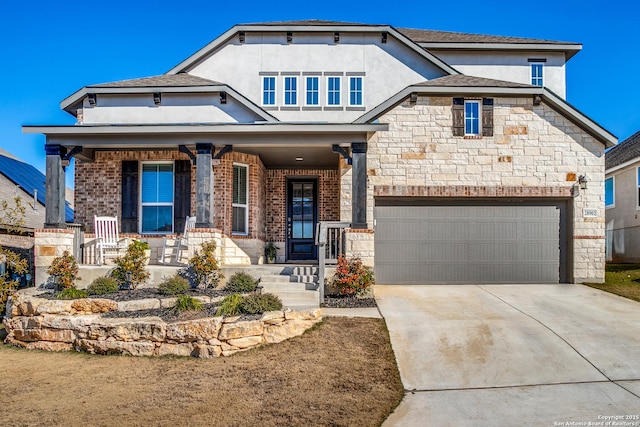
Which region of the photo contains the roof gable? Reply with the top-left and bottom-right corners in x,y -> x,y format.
606,130 -> 640,170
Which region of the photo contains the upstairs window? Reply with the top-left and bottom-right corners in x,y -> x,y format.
327,77 -> 341,105
262,77 -> 276,105
284,76 -> 298,105
349,77 -> 363,106
141,163 -> 174,233
464,100 -> 480,135
452,98 -> 493,137
306,77 -> 319,105
233,164 -> 249,234
531,63 -> 544,86
605,176 -> 614,208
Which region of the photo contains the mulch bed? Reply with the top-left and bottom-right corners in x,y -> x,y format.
321,294 -> 378,308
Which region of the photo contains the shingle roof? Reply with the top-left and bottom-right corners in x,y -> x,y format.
89,74 -> 222,88
606,130 -> 640,170
0,154 -> 74,223
397,27 -> 578,45
242,19 -> 373,26
414,75 -> 536,88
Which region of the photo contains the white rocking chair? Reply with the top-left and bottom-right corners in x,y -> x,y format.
94,215 -> 129,265
159,216 -> 196,264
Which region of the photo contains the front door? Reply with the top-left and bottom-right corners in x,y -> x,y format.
287,179 -> 318,261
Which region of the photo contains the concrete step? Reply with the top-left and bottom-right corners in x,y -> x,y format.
260,281 -> 318,291
263,289 -> 319,299
290,266 -> 319,276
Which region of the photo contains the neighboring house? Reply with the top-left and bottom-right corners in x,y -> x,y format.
605,130 -> 640,262
24,20 -> 615,285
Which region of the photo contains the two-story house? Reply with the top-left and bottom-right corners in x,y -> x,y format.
25,20 -> 615,287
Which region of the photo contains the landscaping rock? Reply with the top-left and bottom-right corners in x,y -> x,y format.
76,339 -> 156,356
218,320 -> 264,340
226,335 -> 263,349
38,314 -> 100,332
264,320 -> 318,344
118,298 -> 161,312
13,328 -> 76,343
71,298 -> 118,314
87,317 -> 166,342
261,310 -> 285,325
156,342 -> 195,357
284,309 -> 322,321
36,299 -> 74,315
165,317 -> 223,342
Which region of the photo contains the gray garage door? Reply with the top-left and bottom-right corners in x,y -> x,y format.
374,200 -> 566,284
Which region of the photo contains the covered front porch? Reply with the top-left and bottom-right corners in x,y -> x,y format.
27,123 -> 383,288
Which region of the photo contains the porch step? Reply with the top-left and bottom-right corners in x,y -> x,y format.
259,266 -> 320,309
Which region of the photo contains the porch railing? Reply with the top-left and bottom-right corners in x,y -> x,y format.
67,223 -> 85,264
315,221 -> 350,304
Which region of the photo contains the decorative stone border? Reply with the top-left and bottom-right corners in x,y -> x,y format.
3,291 -> 321,358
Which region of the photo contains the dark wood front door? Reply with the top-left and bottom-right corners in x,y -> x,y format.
287,179 -> 318,261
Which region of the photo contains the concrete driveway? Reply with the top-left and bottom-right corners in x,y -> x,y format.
376,285 -> 640,426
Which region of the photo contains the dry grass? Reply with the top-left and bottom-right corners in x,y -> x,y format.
584,264 -> 640,302
0,317 -> 403,427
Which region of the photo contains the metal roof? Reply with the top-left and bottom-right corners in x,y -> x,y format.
0,154 -> 74,222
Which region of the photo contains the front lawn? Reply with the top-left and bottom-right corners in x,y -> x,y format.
584,264 -> 640,302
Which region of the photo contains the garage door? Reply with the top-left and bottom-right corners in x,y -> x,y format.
374,200 -> 567,284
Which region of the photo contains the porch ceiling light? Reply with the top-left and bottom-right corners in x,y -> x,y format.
295,157 -> 304,161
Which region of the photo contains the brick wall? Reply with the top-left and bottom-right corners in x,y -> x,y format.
265,169 -> 340,243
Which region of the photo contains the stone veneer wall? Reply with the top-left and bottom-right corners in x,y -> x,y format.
4,291 -> 322,359
34,229 -> 75,287
341,95 -> 606,283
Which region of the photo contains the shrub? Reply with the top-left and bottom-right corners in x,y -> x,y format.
216,293 -> 244,316
111,241 -> 150,289
47,251 -> 81,290
240,293 -> 283,314
226,272 -> 258,293
187,241 -> 223,288
56,288 -> 88,300
0,246 -> 28,315
158,274 -> 190,296
329,255 -> 375,297
171,294 -> 203,313
87,277 -> 119,295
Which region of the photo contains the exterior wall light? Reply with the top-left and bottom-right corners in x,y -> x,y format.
153,92 -> 161,105
88,93 -> 96,106
578,175 -> 588,190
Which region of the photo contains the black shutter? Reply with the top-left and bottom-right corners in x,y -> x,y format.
482,98 -> 494,137
452,98 -> 464,136
121,160 -> 139,233
174,160 -> 192,234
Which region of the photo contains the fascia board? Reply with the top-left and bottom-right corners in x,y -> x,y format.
60,85 -> 278,123
420,42 -> 582,60
167,24 -> 459,76
606,158 -> 640,175
23,123 -> 388,135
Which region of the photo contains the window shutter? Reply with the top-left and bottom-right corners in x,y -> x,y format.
482,98 -> 494,137
173,160 -> 192,233
121,161 -> 139,233
452,98 -> 464,136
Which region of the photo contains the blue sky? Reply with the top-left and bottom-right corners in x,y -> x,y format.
1,1 -> 637,188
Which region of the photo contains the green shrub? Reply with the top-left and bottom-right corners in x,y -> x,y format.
226,272 -> 258,293
187,241 -> 223,288
158,274 -> 190,296
47,251 -> 81,290
111,241 -> 150,289
329,255 -> 375,297
171,294 -> 203,313
240,293 -> 283,314
56,288 -> 88,300
0,246 -> 28,315
87,277 -> 119,295
216,294 -> 244,316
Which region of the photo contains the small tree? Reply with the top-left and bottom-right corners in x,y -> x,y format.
0,246 -> 29,315
186,241 -> 223,288
329,255 -> 375,297
46,251 -> 81,290
111,241 -> 150,289
0,196 -> 26,234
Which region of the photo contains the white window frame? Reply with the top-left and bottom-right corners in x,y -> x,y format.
605,176 -> 615,209
283,76 -> 298,106
262,76 -> 276,106
305,76 -> 319,106
531,63 -> 544,87
464,100 -> 481,136
232,163 -> 249,235
139,161 -> 174,234
327,76 -> 341,106
348,76 -> 363,106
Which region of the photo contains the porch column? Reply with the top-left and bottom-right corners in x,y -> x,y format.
195,142 -> 213,228
351,142 -> 368,229
44,144 -> 67,229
